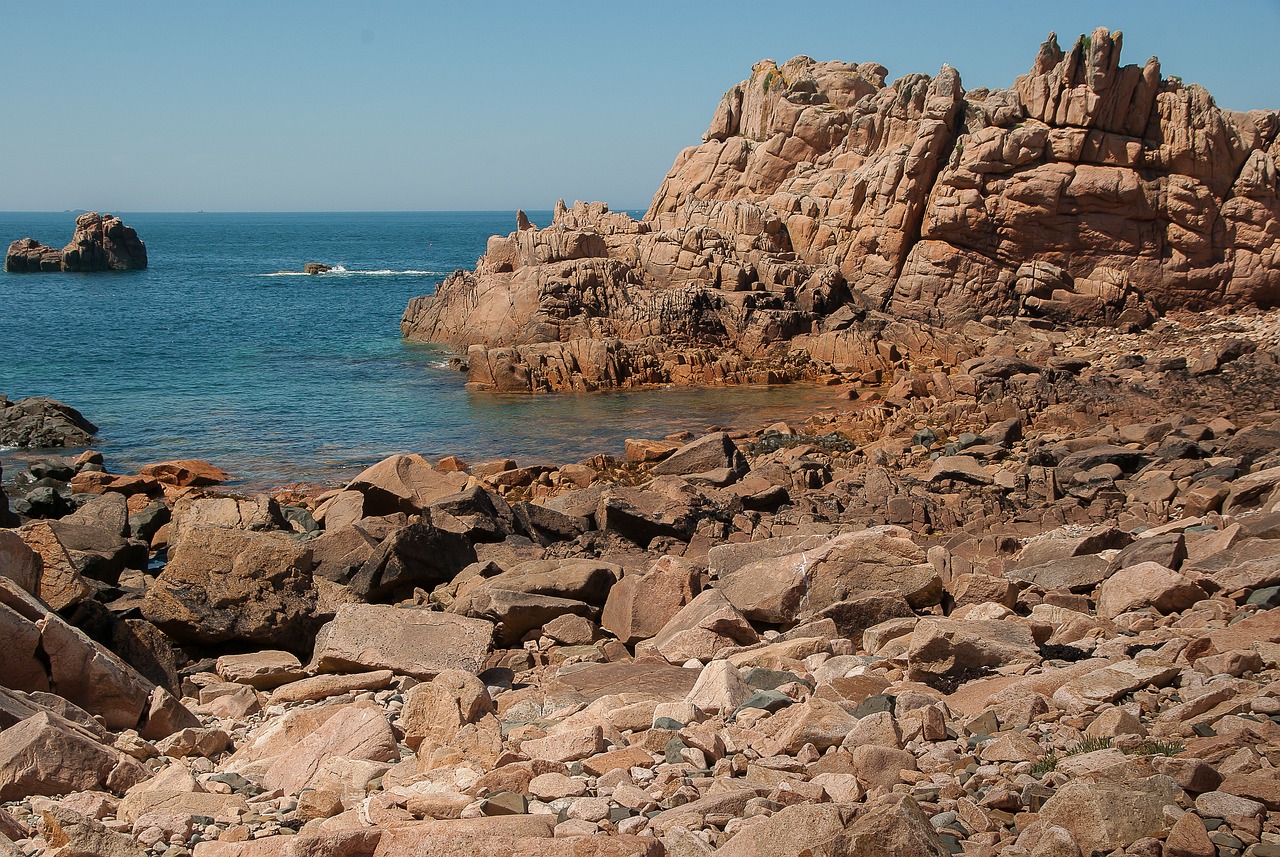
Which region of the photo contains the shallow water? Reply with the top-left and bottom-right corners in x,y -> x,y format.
0,211 -> 838,488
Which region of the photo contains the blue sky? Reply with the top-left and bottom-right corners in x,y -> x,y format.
2,0 -> 1277,212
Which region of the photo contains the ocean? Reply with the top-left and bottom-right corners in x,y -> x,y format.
0,211 -> 837,489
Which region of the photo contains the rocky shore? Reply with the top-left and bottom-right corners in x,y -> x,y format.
3,24 -> 1279,857
403,29 -> 1279,393
2,298 -> 1279,856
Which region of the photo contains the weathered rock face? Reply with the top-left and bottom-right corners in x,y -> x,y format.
403,30 -> 1279,391
5,212 -> 147,272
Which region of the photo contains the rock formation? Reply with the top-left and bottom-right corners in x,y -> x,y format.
5,212 -> 147,272
403,29 -> 1279,392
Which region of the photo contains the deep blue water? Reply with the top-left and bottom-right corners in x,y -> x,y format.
1,211 -> 835,488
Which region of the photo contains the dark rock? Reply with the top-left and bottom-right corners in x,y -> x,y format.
0,397 -> 97,449
511,501 -> 590,545
347,520 -> 477,602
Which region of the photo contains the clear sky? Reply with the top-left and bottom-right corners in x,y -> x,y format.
3,0 -> 1276,212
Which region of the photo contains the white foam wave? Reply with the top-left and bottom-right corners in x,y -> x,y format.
258,267 -> 445,278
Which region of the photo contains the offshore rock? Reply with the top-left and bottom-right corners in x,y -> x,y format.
404,31 -> 1280,391
5,212 -> 147,272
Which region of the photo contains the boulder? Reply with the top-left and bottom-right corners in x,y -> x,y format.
1183,538 -> 1280,595
1036,776 -> 1181,856
39,807 -> 146,856
1094,562 -> 1206,618
600,556 -> 698,644
719,526 -> 941,623
714,802 -> 851,857
650,432 -> 748,480
138,459 -> 230,487
646,588 -> 759,663
142,527 -> 320,651
826,795 -> 948,857
310,604 -> 495,679
261,703 -> 398,794
454,587 -> 595,646
215,651 -> 305,690
401,669 -> 495,752
906,618 -> 1040,686
0,529 -> 41,596
346,453 -> 471,515
0,712 -> 141,799
347,520 -> 476,601
1052,662 -> 1182,712
0,396 -> 97,448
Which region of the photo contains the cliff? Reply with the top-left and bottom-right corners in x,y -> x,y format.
5,212 -> 147,272
403,29 -> 1279,392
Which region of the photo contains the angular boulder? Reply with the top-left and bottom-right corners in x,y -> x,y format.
142,527 -> 320,651
720,526 -> 941,623
310,604 -> 495,679
1036,776 -> 1181,856
346,453 -> 471,515
906,618 -> 1040,686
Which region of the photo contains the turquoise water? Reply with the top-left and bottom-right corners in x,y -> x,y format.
1,211 -> 836,488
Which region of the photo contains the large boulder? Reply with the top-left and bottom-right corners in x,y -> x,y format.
0,396 -> 97,448
719,526 -> 941,623
1036,776 -> 1181,856
645,588 -> 759,663
346,454 -> 471,515
346,520 -> 476,601
0,530 -> 40,596
906,618 -> 1040,686
141,527 -> 320,652
649,432 -> 748,480
310,604 -> 495,679
601,556 -> 699,644
1094,561 -> 1206,618
0,712 -> 145,800
260,703 -> 398,794
0,577 -> 196,735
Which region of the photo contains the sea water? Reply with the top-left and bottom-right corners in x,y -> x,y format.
0,211 -> 837,488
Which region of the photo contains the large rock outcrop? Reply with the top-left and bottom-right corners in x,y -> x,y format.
5,212 -> 147,272
403,29 -> 1278,391
0,396 -> 98,448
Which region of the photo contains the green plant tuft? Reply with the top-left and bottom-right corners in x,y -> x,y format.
1030,752 -> 1059,776
1063,735 -> 1112,756
1128,739 -> 1185,757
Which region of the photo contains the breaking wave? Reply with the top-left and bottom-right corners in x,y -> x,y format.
258,266 -> 445,278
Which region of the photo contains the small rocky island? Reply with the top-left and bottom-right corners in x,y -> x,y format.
4,212 -> 147,272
